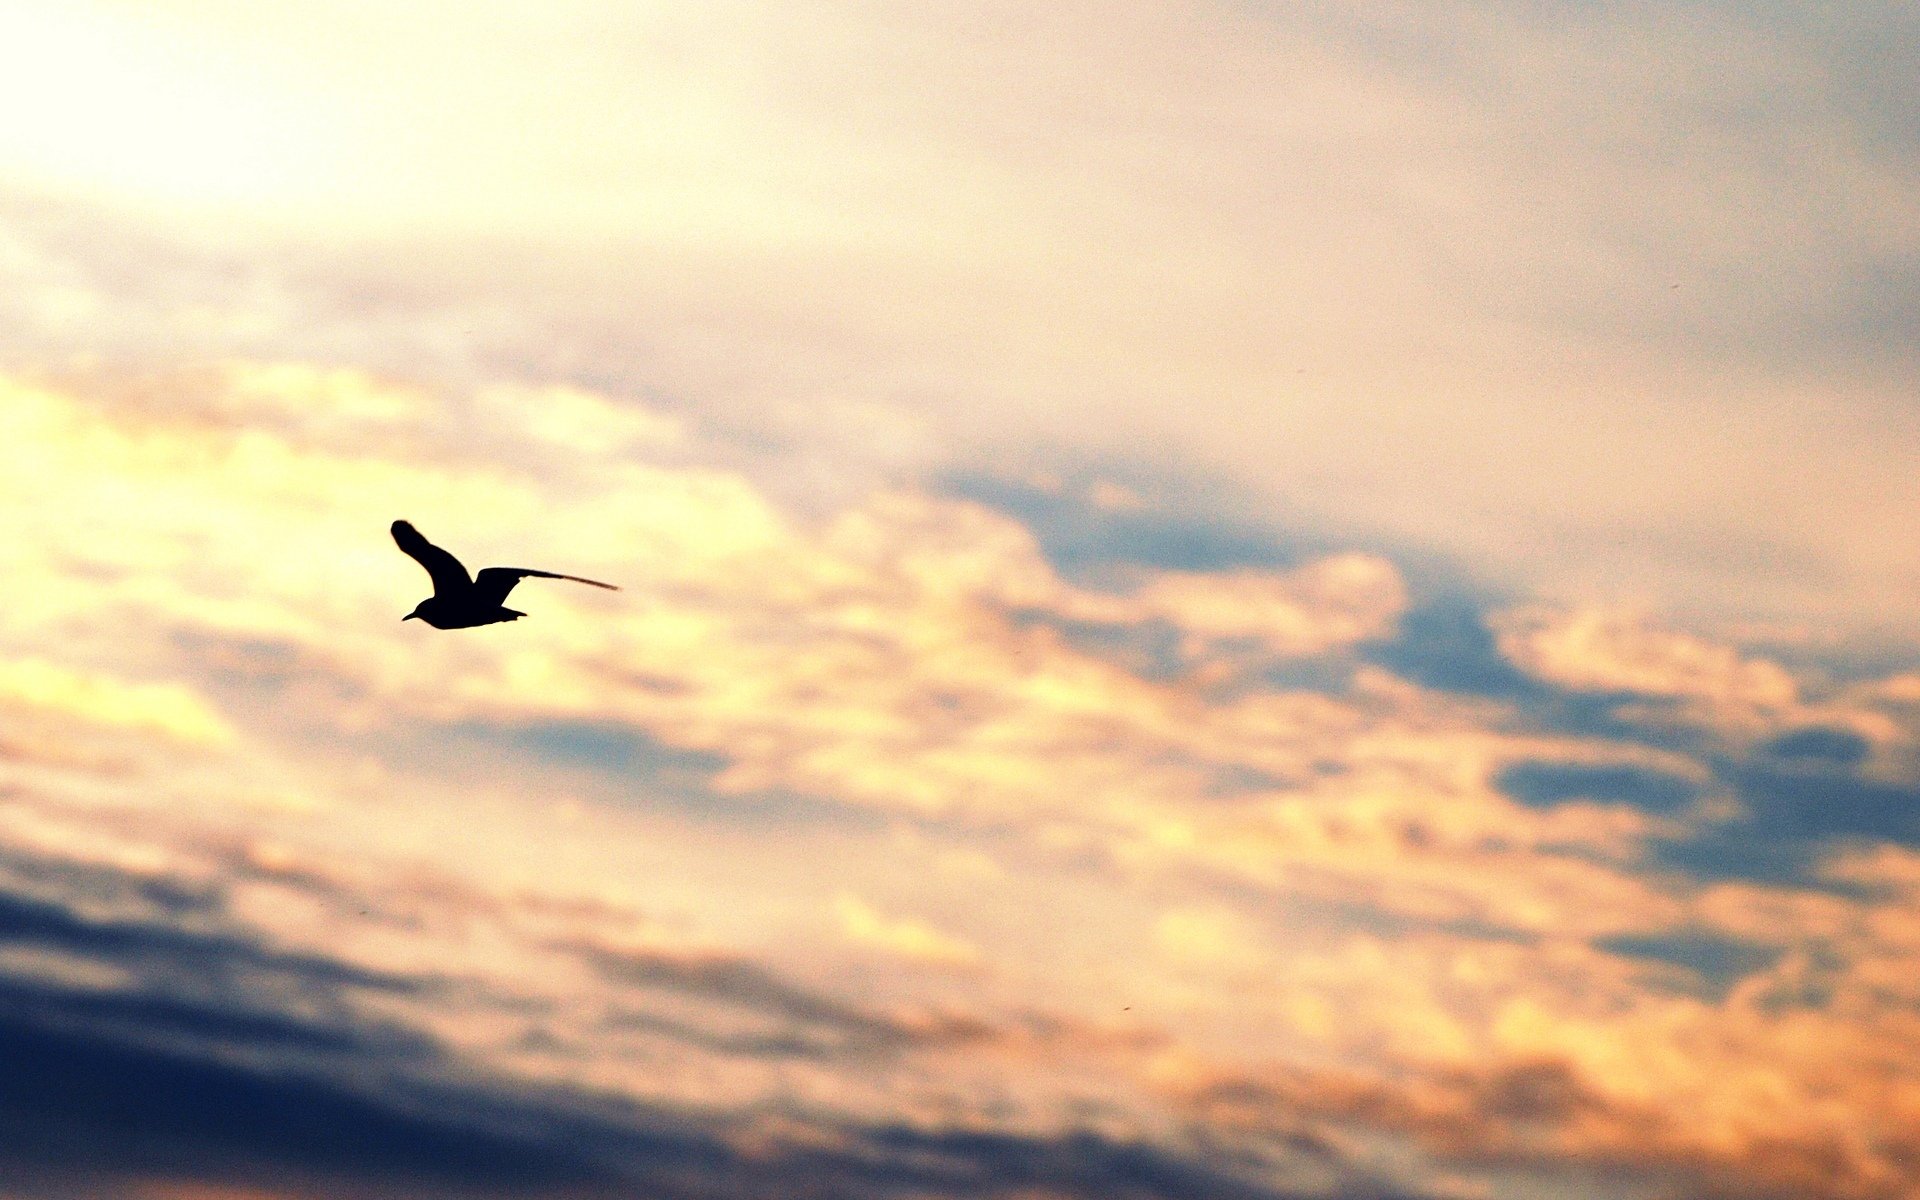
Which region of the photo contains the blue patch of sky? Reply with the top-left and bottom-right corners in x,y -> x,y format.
1719,759 -> 1920,847
1595,929 -> 1783,1001
1650,751 -> 1920,889
942,463 -> 1920,901
941,469 -> 1307,583
1649,825 -> 1828,891
1741,634 -> 1920,690
1495,761 -> 1702,815
1370,601 -> 1920,891
1357,599 -> 1696,744
1361,596 -> 1538,700
950,469 -> 1733,756
948,463 -> 1521,702
1760,727 -> 1871,767
1356,596 -> 1722,756
943,458 -> 1501,595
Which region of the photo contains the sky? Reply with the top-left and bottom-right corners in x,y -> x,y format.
0,3 -> 1917,1198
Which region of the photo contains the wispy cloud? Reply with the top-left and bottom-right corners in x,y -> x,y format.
1,3 -> 1915,625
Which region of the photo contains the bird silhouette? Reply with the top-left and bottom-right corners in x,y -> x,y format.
392,520 -> 617,628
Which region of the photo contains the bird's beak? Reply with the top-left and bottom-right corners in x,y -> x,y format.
402,613 -> 417,621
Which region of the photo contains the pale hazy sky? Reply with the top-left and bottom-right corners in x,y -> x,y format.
4,1 -> 1916,627
1,5 -> 1917,1199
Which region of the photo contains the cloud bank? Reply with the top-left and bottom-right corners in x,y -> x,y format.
1,366 -> 1917,1199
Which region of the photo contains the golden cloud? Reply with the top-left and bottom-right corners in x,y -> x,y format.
0,657 -> 234,746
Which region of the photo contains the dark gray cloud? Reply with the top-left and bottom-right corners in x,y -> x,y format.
0,984 -> 1403,1200
0,1010 -> 625,1196
0,847 -> 617,1195
0,834 -> 1421,1199
0,884 -> 415,996
0,962 -> 1402,1200
569,935 -> 981,1060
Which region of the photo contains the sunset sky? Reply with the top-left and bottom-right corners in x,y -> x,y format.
1,4 -> 1918,1198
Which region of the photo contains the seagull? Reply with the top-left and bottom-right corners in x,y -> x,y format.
391,520 -> 617,628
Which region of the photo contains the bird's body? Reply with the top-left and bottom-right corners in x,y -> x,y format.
404,596 -> 529,629
392,520 -> 616,629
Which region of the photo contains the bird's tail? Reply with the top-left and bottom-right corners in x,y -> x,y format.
497,568 -> 619,591
546,572 -> 618,591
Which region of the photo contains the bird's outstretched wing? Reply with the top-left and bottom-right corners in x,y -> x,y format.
473,566 -> 619,607
391,520 -> 471,596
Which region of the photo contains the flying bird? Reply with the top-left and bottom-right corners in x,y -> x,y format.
391,520 -> 617,628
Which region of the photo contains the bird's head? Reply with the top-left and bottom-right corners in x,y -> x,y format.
402,603 -> 424,622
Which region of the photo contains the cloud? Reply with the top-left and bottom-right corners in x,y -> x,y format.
2,360 -> 1920,1199
0,2 -> 1916,630
0,825 -> 1409,1200
0,4 -> 1917,1193
0,657 -> 234,746
0,1014 -> 615,1195
834,894 -> 982,969
1173,1050 -> 1914,1200
1497,608 -> 1799,712
1095,553 -> 1406,659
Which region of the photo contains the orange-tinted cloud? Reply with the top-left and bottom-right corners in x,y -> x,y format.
2,363 -> 1919,1198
